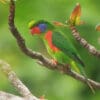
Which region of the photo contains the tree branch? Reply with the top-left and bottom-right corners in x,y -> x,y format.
0,91 -> 24,100
70,25 -> 100,57
8,0 -> 100,91
0,59 -> 40,100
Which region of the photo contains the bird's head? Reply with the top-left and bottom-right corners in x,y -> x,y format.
28,20 -> 54,36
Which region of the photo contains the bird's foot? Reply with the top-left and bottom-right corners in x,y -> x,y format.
51,59 -> 58,66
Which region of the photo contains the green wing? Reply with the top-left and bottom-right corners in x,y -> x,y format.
52,31 -> 85,67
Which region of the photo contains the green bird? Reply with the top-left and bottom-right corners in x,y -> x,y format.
28,20 -> 94,93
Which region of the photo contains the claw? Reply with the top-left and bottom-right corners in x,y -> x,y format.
51,59 -> 58,65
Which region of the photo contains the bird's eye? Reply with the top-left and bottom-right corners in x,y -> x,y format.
38,23 -> 47,32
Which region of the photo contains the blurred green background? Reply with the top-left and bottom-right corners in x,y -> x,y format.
0,0 -> 100,100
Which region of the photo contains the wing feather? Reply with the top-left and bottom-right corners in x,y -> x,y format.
52,31 -> 85,67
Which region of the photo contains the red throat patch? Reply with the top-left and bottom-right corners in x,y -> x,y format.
45,30 -> 59,52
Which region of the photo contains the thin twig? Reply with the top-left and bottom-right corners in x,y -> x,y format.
70,25 -> 100,57
8,0 -> 100,90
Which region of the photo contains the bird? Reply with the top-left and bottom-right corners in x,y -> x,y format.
28,20 -> 95,93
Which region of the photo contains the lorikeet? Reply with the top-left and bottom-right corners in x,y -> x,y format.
28,20 -> 94,93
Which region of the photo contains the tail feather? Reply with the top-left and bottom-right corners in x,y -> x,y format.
73,53 -> 85,67
78,64 -> 95,94
86,80 -> 95,94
